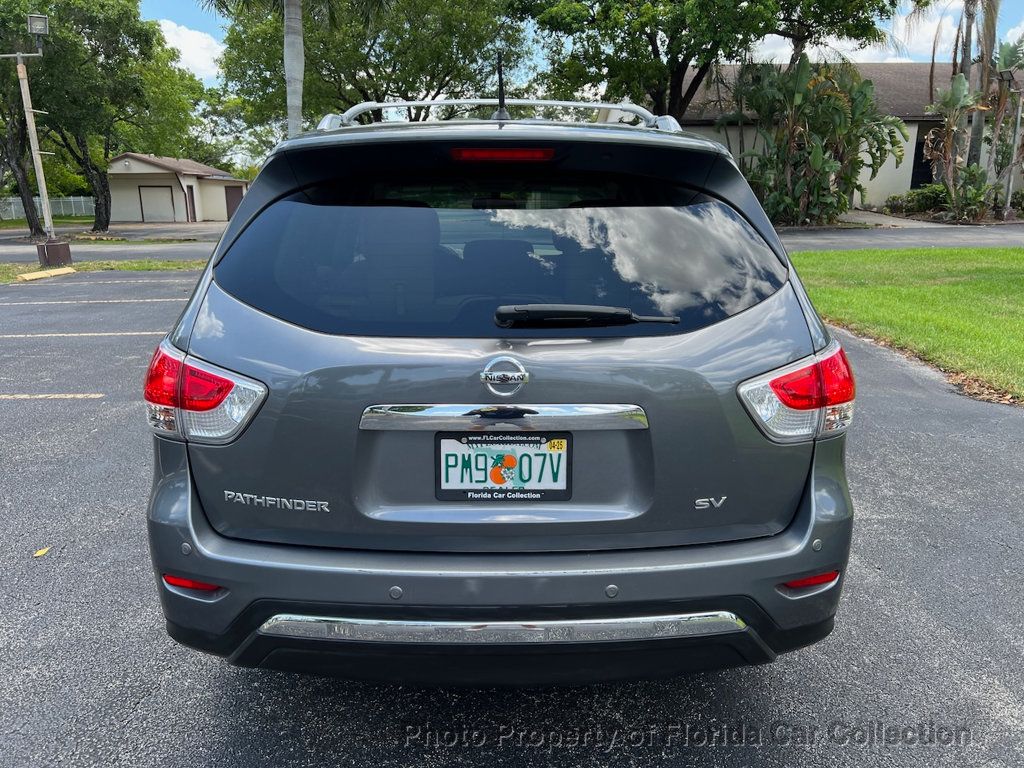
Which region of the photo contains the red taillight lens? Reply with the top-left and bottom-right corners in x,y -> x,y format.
782,571 -> 841,590
143,346 -> 182,407
768,347 -> 854,411
162,574 -> 221,592
769,364 -> 824,410
181,365 -> 234,411
819,346 -> 856,404
450,147 -> 554,162
143,340 -> 266,442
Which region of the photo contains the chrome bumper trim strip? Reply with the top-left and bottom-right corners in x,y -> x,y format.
358,403 -> 649,431
257,611 -> 745,644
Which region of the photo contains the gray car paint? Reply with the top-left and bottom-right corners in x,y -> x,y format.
185,279 -> 815,553
148,117 -> 854,675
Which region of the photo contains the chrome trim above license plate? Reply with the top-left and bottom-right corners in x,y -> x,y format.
258,611 -> 746,644
359,404 -> 649,431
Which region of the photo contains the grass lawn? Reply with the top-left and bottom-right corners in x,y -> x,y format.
792,247 -> 1024,401
0,259 -> 206,284
0,215 -> 94,230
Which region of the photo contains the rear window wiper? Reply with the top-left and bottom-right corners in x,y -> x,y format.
495,304 -> 680,328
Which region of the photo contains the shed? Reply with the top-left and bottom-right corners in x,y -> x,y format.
108,153 -> 248,223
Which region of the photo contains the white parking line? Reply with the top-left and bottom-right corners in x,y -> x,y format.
0,393 -> 105,400
0,331 -> 165,338
0,298 -> 185,306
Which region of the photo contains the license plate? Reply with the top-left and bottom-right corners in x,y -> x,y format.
436,432 -> 572,501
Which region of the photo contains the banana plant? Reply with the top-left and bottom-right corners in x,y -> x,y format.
718,55 -> 907,226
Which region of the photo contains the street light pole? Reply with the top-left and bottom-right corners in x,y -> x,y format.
0,13 -> 69,266
15,52 -> 53,240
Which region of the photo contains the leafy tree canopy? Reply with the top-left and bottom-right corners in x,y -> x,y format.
220,0 -> 528,141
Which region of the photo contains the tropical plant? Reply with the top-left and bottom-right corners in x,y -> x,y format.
719,56 -> 908,225
924,0 -> 1002,166
923,73 -> 990,220
201,0 -> 390,138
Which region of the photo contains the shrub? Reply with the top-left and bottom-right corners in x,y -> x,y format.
1013,188 -> 1024,213
885,193 -> 907,213
951,164 -> 992,222
903,184 -> 947,213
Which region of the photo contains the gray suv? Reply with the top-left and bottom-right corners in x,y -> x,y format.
145,99 -> 855,685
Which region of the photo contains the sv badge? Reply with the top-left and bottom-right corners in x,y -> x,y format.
694,496 -> 727,510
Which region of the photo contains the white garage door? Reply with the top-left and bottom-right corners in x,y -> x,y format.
139,186 -> 175,222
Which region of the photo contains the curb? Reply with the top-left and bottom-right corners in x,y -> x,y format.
16,267 -> 76,282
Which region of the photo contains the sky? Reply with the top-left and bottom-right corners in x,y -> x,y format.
142,0 -> 1024,85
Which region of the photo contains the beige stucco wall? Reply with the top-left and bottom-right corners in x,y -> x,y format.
109,173 -> 187,222
199,179 -> 248,222
855,123 -> 919,207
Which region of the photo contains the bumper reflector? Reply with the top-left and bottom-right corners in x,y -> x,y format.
782,571 -> 840,590
163,574 -> 222,592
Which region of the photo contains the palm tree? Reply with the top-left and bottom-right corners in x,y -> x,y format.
199,0 -> 388,138
965,0 -> 1001,166
925,0 -> 1002,166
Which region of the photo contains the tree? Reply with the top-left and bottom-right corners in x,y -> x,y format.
964,0 -> 1001,166
523,0 -> 776,121
0,0 -> 49,236
201,0 -> 391,138
770,0 -> 925,67
522,0 -> 924,122
220,0 -> 527,133
924,72 -> 991,220
984,37 -> 1024,191
30,1 -> 202,231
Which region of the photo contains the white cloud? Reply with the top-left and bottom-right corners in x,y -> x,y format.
1007,18 -> 1024,44
157,19 -> 225,81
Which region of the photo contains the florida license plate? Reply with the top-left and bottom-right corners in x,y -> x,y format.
436,432 -> 572,501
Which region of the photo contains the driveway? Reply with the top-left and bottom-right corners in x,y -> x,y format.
1,272 -> 1022,767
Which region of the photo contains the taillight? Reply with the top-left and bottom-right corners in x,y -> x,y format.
738,340 -> 855,442
143,339 -> 266,444
450,147 -> 554,162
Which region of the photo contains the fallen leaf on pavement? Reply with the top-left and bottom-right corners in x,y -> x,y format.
33,547 -> 50,558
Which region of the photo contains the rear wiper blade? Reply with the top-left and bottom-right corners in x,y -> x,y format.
495,304 -> 680,328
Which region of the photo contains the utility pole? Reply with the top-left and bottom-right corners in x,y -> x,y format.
0,14 -> 71,267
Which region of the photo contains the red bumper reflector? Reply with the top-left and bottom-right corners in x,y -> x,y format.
162,574 -> 221,592
782,571 -> 840,590
450,147 -> 554,162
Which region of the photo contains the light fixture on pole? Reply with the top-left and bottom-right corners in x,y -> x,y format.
998,68 -> 1023,221
0,13 -> 71,267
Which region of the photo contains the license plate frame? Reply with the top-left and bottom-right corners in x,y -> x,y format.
435,432 -> 572,502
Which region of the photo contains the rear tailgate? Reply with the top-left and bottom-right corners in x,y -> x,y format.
184,132 -> 816,553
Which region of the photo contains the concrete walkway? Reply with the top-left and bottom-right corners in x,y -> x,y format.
837,209 -> 950,228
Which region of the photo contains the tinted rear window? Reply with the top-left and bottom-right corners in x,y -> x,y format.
214,172 -> 786,337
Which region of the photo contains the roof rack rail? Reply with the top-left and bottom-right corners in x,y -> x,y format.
316,99 -> 676,131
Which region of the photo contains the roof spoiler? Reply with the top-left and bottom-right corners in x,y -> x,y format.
316,99 -> 682,132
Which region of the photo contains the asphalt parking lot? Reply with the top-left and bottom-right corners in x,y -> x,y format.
2,270 -> 1022,768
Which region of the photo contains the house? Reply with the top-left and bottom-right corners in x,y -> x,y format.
107,153 -> 248,223
604,63 -> 1020,208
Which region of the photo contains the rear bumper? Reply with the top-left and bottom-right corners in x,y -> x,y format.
148,436 -> 853,684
